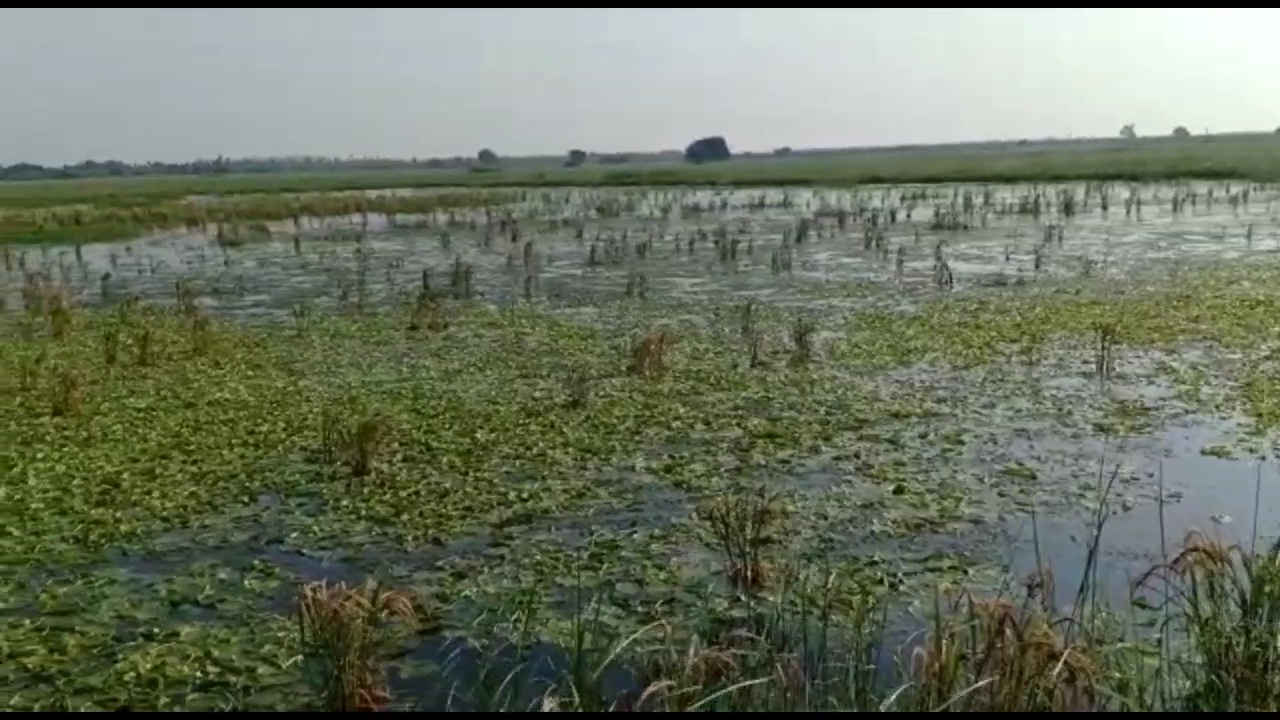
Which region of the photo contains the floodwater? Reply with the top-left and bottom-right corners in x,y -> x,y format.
6,182 -> 1278,319
10,182 -> 1280,559
1007,421 -> 1280,610
7,182 -> 1280,708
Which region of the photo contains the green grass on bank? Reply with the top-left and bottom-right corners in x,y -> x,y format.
3,133 -> 1277,247
3,133 -> 1280,211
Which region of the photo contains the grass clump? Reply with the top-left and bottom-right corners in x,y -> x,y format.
295,580 -> 418,712
349,414 -> 392,479
316,405 -> 394,479
50,367 -> 84,417
1140,531 -> 1280,711
904,587 -> 1098,711
629,331 -> 673,380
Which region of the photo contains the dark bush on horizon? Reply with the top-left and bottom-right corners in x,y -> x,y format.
684,136 -> 731,164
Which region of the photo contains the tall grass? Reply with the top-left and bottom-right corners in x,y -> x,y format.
292,462 -> 1280,712
1137,531 -> 1280,710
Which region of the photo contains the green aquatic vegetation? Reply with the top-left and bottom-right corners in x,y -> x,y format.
834,265 -> 1280,433
1239,363 -> 1280,433
1199,445 -> 1234,460
1093,397 -> 1156,437
1,303 -> 891,570
3,562 -> 299,710
1000,462 -> 1039,481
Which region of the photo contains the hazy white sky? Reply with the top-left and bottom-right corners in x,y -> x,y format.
2,8 -> 1277,165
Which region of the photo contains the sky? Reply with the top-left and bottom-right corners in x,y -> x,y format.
2,8 -> 1278,165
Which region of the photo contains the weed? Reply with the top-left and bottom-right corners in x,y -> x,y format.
739,300 -> 765,368
407,293 -> 448,332
101,325 -> 119,365
50,368 -> 84,417
625,271 -> 648,300
629,331 -> 672,380
174,278 -> 198,316
905,588 -> 1098,711
47,294 -> 72,340
1137,532 -> 1280,711
295,580 -> 417,712
349,414 -> 392,479
135,326 -> 155,367
450,255 -> 474,300
789,316 -> 816,366
354,247 -> 371,313
19,350 -> 46,391
562,371 -> 592,409
696,484 -> 790,594
318,405 -> 346,467
1094,320 -> 1119,387
291,302 -> 311,336
191,312 -> 213,356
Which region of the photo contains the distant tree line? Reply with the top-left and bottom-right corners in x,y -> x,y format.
1,140 -> 730,181
0,154 -> 501,182
558,149 -> 646,168
17,126 -> 1276,183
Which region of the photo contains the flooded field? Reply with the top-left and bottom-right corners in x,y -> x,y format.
6,181 -> 1280,710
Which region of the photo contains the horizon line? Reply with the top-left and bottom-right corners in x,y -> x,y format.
5,128 -> 1275,170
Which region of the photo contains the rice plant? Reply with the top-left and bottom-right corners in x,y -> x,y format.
295,580 -> 417,712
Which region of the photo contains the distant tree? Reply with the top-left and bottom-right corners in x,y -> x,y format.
1275,126 -> 1280,135
684,136 -> 731,164
477,148 -> 498,165
565,149 -> 587,168
1119,124 -> 1137,140
1171,126 -> 1191,139
773,146 -> 793,157
0,162 -> 48,180
599,153 -> 631,165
